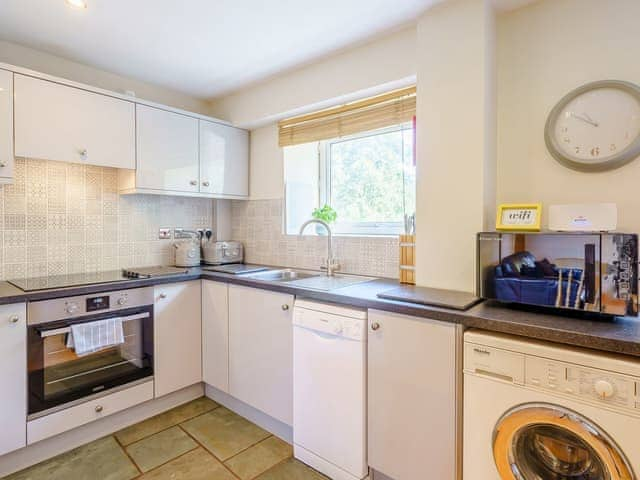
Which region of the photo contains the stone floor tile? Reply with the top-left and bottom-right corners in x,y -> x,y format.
225,436 -> 293,480
125,426 -> 197,472
138,448 -> 236,480
115,396 -> 219,446
180,407 -> 270,461
256,458 -> 329,480
4,436 -> 138,480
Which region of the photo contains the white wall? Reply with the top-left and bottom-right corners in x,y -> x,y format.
414,0 -> 496,292
209,27 -> 417,129
216,26 -> 418,200
497,0 -> 640,232
249,124 -> 283,200
0,40 -> 209,114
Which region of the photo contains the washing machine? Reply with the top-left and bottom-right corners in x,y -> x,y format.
463,329 -> 640,479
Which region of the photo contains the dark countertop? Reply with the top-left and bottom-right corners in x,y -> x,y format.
1,267 -> 639,358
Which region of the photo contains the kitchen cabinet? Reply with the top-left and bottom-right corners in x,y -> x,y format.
367,310 -> 460,480
202,281 -> 229,393
199,120 -> 249,197
135,105 -> 200,193
228,285 -> 294,425
0,69 -> 13,181
154,281 -> 202,397
14,74 -> 135,169
0,302 -> 27,455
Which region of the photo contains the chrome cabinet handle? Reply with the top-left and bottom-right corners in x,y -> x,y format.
190,180 -> 198,186
95,405 -> 103,413
281,304 -> 290,311
371,322 -> 380,331
159,293 -> 167,299
202,181 -> 210,187
9,315 -> 19,324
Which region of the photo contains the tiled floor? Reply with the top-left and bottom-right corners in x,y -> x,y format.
4,397 -> 328,480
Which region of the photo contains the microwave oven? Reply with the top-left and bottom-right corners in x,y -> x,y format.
477,232 -> 638,316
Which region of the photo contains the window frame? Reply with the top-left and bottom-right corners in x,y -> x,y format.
318,122 -> 414,236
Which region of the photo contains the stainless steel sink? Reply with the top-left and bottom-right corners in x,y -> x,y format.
245,269 -> 320,282
245,268 -> 375,291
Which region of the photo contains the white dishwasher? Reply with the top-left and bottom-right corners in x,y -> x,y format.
293,299 -> 368,480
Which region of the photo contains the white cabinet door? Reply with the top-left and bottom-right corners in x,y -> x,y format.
136,105 -> 199,193
14,74 -> 135,168
154,281 -> 202,397
0,302 -> 26,456
0,69 -> 14,179
228,285 -> 293,425
368,310 -> 460,480
202,280 -> 229,393
199,120 -> 249,197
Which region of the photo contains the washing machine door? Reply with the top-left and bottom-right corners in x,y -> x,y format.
493,403 -> 635,480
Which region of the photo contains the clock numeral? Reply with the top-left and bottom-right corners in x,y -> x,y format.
563,137 -> 571,144
575,146 -> 581,154
590,147 -> 600,157
610,143 -> 617,152
561,126 -> 568,133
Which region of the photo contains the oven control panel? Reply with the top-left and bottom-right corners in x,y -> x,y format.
525,356 -> 640,412
86,295 -> 110,312
28,286 -> 154,325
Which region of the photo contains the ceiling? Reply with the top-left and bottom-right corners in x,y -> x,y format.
0,0 -> 441,99
0,0 -> 538,100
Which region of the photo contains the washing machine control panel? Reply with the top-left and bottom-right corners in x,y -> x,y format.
526,357 -> 640,411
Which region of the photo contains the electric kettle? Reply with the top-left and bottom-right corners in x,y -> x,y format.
174,232 -> 201,267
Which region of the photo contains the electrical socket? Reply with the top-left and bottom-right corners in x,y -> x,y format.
158,228 -> 172,239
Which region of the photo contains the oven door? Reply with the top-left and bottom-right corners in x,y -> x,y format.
28,308 -> 154,416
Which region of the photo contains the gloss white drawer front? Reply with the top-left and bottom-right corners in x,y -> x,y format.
27,380 -> 154,444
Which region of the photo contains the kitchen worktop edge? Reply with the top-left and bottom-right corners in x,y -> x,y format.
0,268 -> 638,358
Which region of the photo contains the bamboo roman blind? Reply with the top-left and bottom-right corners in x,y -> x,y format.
278,86 -> 416,147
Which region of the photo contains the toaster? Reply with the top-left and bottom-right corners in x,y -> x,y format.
202,241 -> 244,265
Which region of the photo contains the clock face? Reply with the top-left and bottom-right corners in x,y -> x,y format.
546,81 -> 640,171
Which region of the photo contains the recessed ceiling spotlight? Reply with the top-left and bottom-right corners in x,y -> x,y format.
65,0 -> 87,9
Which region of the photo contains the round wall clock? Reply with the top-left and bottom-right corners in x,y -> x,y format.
544,80 -> 640,172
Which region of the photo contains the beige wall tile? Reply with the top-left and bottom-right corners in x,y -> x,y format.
0,158 -> 215,280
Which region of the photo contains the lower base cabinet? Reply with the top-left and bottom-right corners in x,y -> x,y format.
202,281 -> 229,393
154,281 -> 202,398
368,309 -> 461,480
0,303 -> 26,455
228,285 -> 294,425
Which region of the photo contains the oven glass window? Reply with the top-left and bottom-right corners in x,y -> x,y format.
30,314 -> 153,414
511,424 -> 606,479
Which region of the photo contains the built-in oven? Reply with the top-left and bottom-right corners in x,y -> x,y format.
27,287 -> 154,418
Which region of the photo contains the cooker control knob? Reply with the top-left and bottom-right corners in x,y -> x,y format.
594,379 -> 615,399
117,297 -> 128,306
66,302 -> 79,315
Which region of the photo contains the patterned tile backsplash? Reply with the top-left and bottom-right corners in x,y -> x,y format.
0,158 -> 214,280
231,199 -> 399,278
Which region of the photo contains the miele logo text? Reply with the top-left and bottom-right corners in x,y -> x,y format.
473,348 -> 491,355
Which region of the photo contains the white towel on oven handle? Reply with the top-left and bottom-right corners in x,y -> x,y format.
66,317 -> 125,356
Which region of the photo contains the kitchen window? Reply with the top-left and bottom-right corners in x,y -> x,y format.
282,87 -> 416,236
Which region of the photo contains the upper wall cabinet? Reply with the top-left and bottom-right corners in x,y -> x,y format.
200,120 -> 249,197
0,69 -> 13,182
136,105 -> 200,193
14,74 -> 135,169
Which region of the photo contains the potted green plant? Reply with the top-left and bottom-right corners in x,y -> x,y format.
311,204 -> 337,235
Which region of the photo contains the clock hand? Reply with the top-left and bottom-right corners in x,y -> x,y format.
570,111 -> 599,127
